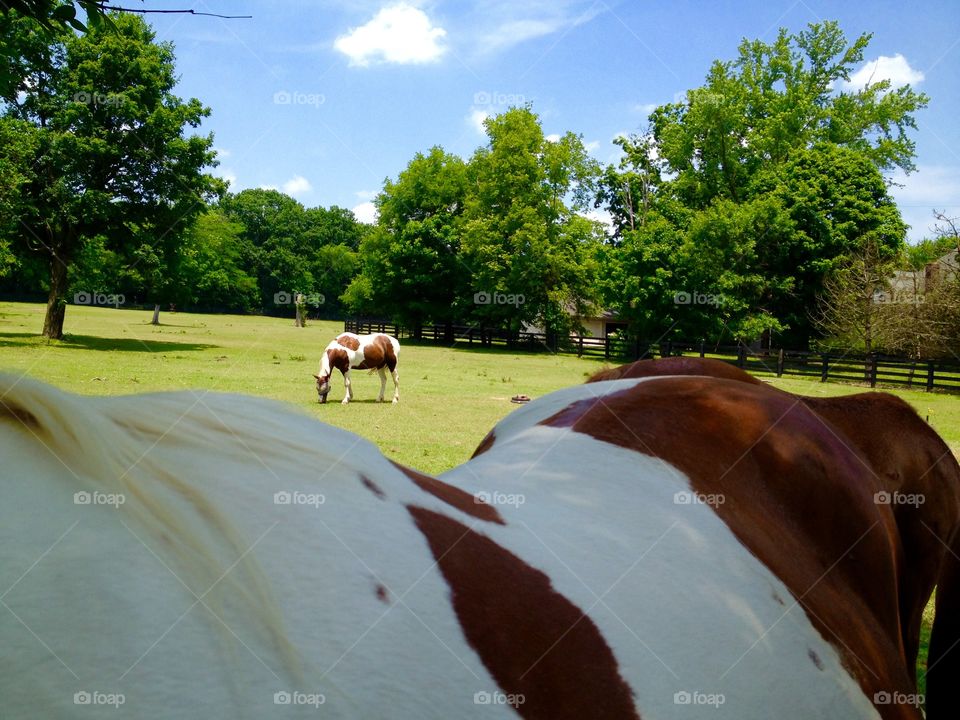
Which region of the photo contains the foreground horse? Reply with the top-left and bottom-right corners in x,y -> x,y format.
2,366 -> 958,718
313,331 -> 399,404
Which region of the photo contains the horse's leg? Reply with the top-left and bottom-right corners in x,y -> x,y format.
342,370 -> 352,404
377,367 -> 387,402
391,367 -> 399,403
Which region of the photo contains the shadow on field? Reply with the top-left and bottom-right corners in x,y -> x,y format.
0,331 -> 218,353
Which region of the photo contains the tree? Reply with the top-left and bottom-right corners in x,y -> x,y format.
597,22 -> 922,348
0,10 -> 219,337
812,238 -> 898,355
461,107 -> 601,338
650,21 -> 927,209
344,146 -> 469,334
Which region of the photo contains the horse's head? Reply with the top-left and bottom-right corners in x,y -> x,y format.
313,373 -> 331,403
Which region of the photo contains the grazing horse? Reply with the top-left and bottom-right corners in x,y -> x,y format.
314,331 -> 399,404
2,366 -> 958,719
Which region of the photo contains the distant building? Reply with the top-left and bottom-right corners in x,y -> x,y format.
877,249 -> 959,303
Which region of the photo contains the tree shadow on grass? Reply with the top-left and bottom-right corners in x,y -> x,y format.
0,331 -> 218,353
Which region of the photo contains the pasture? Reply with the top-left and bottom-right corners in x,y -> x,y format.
2,301 -> 960,474
1,300 -> 956,696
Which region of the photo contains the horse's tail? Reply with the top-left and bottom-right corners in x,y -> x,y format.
926,524 -> 960,718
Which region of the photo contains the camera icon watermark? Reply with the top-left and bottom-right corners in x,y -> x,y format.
473,291 -> 525,307
874,491 -> 925,507
673,490 -> 725,507
273,490 -> 325,508
73,291 -> 125,307
73,690 -> 125,707
673,689 -> 725,707
874,690 -> 923,707
273,90 -> 325,108
473,90 -> 526,106
72,91 -> 126,107
473,690 -> 525,707
273,291 -> 324,306
273,690 -> 325,707
474,490 -> 525,508
673,291 -> 725,306
74,491 -> 125,508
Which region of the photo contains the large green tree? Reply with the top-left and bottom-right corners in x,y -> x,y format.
344,146 -> 469,334
0,9 -> 219,337
598,21 -> 922,347
461,107 -> 602,337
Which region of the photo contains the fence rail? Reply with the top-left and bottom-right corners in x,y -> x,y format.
344,320 -> 960,393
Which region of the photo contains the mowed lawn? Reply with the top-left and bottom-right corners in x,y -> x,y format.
0,302 -> 613,474
1,300 -> 954,693
2,300 -> 960,470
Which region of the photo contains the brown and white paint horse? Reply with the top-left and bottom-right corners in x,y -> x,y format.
2,362 -> 958,718
313,331 -> 399,404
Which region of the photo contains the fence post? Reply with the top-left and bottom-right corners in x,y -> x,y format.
737,344 -> 746,368
869,354 -> 878,388
699,340 -> 705,358
777,349 -> 784,377
927,362 -> 935,392
821,355 -> 829,383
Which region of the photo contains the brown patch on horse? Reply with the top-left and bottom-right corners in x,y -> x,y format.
544,377 -> 920,715
336,333 -> 360,351
360,475 -> 386,500
586,356 -> 763,385
355,335 -> 397,372
592,357 -> 960,694
407,506 -> 640,720
801,392 -> 960,675
391,461 -> 504,525
375,583 -> 390,603
327,347 -> 350,375
471,429 -> 496,458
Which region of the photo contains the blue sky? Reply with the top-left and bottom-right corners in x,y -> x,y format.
143,0 -> 959,242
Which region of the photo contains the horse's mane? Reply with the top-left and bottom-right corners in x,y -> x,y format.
0,373 -> 356,680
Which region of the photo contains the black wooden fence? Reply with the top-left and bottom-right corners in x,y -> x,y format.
344,320 -> 960,393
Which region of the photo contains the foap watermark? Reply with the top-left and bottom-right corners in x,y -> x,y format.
274,291 -> 324,307
274,490 -> 325,508
473,90 -> 526,106
674,291 -> 726,307
73,91 -> 127,107
674,490 -> 725,507
273,691 -> 325,707
674,690 -> 725,707
874,691 -> 923,708
273,90 -> 325,108
875,290 -> 926,304
673,89 -> 725,106
473,690 -> 525,708
73,690 -> 125,708
73,291 -> 125,307
474,291 -> 525,307
874,491 -> 925,508
74,491 -> 125,508
474,490 -> 525,508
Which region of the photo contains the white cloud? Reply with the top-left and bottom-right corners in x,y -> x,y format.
582,207 -> 613,229
584,139 -> 600,152
475,1 -> 602,54
213,147 -> 231,159
335,4 -> 447,66
282,175 -> 312,196
220,171 -> 237,189
468,108 -> 490,135
545,133 -> 561,142
355,189 -> 377,201
633,102 -> 659,116
840,54 -> 924,92
352,201 -> 378,224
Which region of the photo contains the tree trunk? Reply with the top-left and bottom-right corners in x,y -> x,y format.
41,256 -> 69,339
151,304 -> 161,325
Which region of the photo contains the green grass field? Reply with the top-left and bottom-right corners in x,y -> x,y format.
3,301 -> 958,470
1,300 -> 953,694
